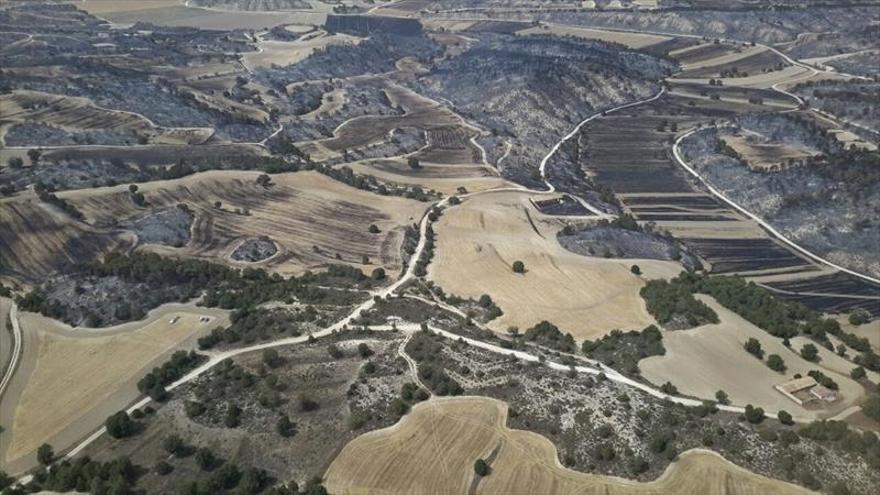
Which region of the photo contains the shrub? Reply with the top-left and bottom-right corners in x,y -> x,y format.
105,411 -> 136,439
715,390 -> 729,404
512,260 -> 525,273
358,343 -> 374,358
778,410 -> 794,426
744,338 -> 764,359
162,434 -> 186,457
862,395 -> 880,422
851,366 -> 866,380
474,458 -> 490,476
277,415 -> 296,437
744,404 -> 765,424
631,264 -> 641,275
660,381 -> 678,395
298,393 -> 319,412
800,343 -> 819,362
185,401 -> 206,418
327,344 -> 344,359
154,461 -> 173,475
848,309 -> 871,326
767,354 -> 786,372
390,398 -> 410,417
37,443 -> 54,465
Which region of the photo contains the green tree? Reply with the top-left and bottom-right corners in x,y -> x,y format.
358,343 -> 374,358
767,354 -> 786,373
390,398 -> 410,416
744,338 -> 763,359
37,443 -> 54,465
862,395 -> 880,422
473,458 -> 490,476
225,403 -> 242,428
512,260 -> 525,273
105,411 -> 136,439
777,410 -> 794,426
630,264 -> 641,275
744,404 -> 765,424
848,309 -> 871,326
660,381 -> 678,395
851,366 -> 866,380
801,343 -> 819,362
277,414 -> 296,437
7,157 -> 23,169
715,389 -> 729,404
27,148 -> 41,166
162,434 -> 186,457
262,348 -> 282,368
195,447 -> 215,471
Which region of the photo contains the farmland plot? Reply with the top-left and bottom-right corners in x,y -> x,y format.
0,304 -> 228,471
326,396 -> 816,495
430,192 -> 680,340
61,170 -> 427,278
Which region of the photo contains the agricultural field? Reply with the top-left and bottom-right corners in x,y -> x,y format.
327,397 -> 815,495
77,0 -> 325,29
61,170 -> 428,277
429,191 -> 681,340
640,296 -> 868,420
2,0 -> 879,493
0,304 -> 228,472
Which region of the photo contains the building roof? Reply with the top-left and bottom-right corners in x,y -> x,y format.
775,376 -> 817,394
810,385 -> 837,401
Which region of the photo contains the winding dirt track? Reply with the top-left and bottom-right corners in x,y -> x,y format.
6,27 -> 874,485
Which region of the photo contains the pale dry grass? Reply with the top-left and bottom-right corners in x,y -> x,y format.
326,396 -> 815,495
721,134 -> 816,170
640,296 -> 867,419
517,23 -> 670,49
430,192 -> 677,340
242,32 -> 363,71
348,159 -> 511,196
5,305 -> 227,463
78,0 -> 184,14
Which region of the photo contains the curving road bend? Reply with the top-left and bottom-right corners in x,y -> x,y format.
7,66 -> 839,480
0,303 -> 22,402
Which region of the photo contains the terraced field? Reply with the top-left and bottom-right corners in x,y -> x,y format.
62,170 -> 427,278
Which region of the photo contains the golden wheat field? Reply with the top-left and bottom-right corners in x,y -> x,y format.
1,304 -> 228,467
429,191 -> 680,340
325,396 -> 816,495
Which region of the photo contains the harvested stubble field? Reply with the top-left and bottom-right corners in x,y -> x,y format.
640,296 -> 866,420
326,396 -> 815,495
348,159 -> 511,196
676,46 -> 785,79
62,170 -> 427,277
0,304 -> 228,470
516,23 -> 671,49
430,192 -> 682,340
79,0 -> 324,30
310,84 -> 465,153
242,32 -> 363,71
720,133 -> 817,170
